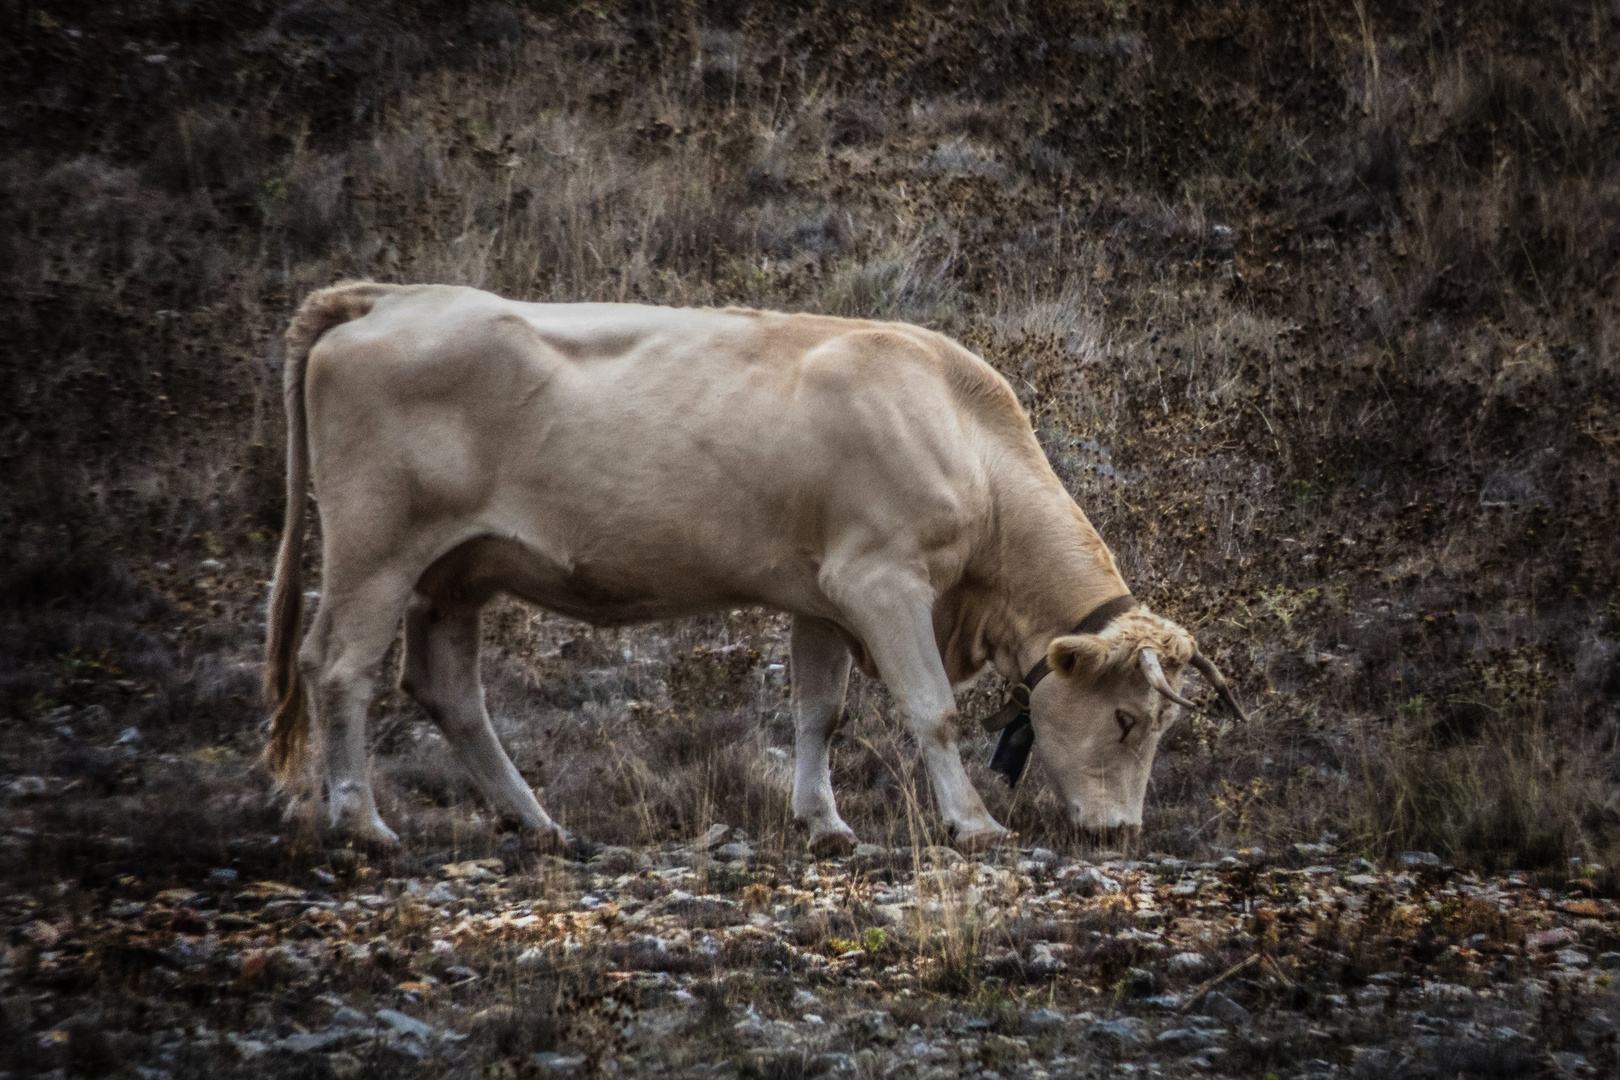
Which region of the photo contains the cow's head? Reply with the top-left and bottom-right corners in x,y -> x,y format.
1028,610 -> 1244,833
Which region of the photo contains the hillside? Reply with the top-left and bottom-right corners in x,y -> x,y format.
2,1 -> 1619,1075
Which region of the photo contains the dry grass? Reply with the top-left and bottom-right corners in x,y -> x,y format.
1,0 -> 1618,893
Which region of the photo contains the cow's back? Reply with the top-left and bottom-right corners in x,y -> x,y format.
306,285 -> 1033,621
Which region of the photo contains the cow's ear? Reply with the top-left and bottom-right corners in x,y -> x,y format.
1048,634 -> 1109,682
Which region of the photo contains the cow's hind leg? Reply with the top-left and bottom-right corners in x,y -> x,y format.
300,571 -> 413,846
400,597 -> 568,848
789,615 -> 857,857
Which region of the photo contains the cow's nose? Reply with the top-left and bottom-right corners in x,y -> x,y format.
1069,804 -> 1141,839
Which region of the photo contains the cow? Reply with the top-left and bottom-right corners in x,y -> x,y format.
263,281 -> 1244,854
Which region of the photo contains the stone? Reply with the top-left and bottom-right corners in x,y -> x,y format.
5,777 -> 47,800
1399,851 -> 1441,868
1597,952 -> 1620,969
1023,1008 -> 1065,1034
713,841 -> 755,863
326,1051 -> 364,1079
282,1030 -> 347,1053
375,1009 -> 434,1039
588,846 -> 649,874
1026,942 -> 1064,974
700,824 -> 730,849
531,1051 -> 586,1075
1063,866 -> 1122,896
441,858 -> 502,882
332,1006 -> 369,1028
1086,1018 -> 1146,1046
1526,927 -> 1578,951
424,882 -> 458,905
809,1052 -> 858,1074
1202,992 -> 1250,1024
1167,951 -> 1206,972
847,1010 -> 898,1045
1157,1027 -> 1218,1052
1555,948 -> 1590,967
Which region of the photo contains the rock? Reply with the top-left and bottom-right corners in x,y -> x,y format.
1555,948 -> 1590,967
1202,992 -> 1250,1024
1577,1015 -> 1616,1051
851,843 -> 888,864
1399,851 -> 1441,868
516,947 -> 545,965
1167,951 -> 1206,972
1157,1027 -> 1221,1052
1026,942 -> 1065,975
1598,952 -> 1620,969
375,1009 -> 434,1039
809,1052 -> 857,1074
920,845 -> 964,866
1142,994 -> 1183,1010
1063,866 -> 1122,896
441,858 -> 502,882
1526,927 -> 1578,951
531,1051 -> 586,1075
332,1006 -> 370,1027
1023,1008 -> 1066,1034
282,1029 -> 347,1053
326,1051 -> 364,1079
5,777 -> 47,800
983,1034 -> 1030,1065
664,894 -> 740,927
115,727 -> 141,745
208,868 -> 239,884
1126,967 -> 1156,996
793,989 -> 820,1007
588,846 -> 649,874
847,1010 -> 898,1045
713,841 -> 755,863
424,882 -> 458,905
700,823 -> 730,849
1086,1017 -> 1146,1046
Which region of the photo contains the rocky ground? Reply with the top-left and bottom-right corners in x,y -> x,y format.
4,817 -> 1620,1079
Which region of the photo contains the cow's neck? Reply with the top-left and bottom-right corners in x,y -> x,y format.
972,482 -> 1129,683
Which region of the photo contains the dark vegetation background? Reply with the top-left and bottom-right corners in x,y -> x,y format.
2,0 -> 1619,883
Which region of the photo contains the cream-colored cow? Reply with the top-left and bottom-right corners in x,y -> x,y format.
264,281 -> 1243,852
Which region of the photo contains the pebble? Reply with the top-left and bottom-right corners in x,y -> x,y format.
1086,1017 -> 1147,1045
375,1008 -> 434,1039
1023,1008 -> 1066,1034
713,841 -> 755,863
1203,993 -> 1251,1024
1156,1027 -> 1218,1051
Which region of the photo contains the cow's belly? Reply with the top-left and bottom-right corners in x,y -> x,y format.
415,533 -> 824,626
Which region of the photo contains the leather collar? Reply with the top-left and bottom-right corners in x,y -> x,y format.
985,593 -> 1136,787
982,593 -> 1137,734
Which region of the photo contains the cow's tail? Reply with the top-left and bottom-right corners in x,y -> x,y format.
263,281 -> 392,788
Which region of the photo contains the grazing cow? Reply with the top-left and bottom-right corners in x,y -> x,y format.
264,281 -> 1244,852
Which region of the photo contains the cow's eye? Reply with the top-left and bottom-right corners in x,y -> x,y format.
1115,710 -> 1138,742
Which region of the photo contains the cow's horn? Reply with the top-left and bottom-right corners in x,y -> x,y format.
1190,653 -> 1249,721
1140,648 -> 1197,709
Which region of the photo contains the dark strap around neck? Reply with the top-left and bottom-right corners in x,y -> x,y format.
981,593 -> 1136,735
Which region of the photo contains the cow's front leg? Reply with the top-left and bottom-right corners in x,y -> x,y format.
789,616 -> 858,857
830,572 -> 1010,850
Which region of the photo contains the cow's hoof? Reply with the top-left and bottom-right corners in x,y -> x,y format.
808,829 -> 858,858
951,824 -> 1011,852
520,825 -> 581,858
337,819 -> 401,851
